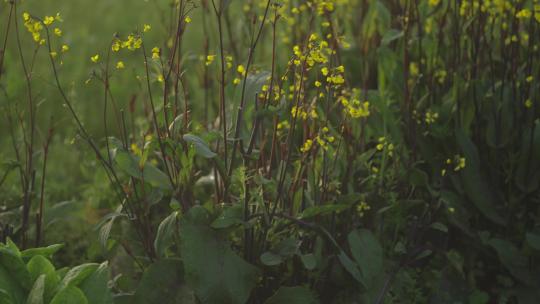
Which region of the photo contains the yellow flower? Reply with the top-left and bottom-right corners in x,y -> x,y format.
185,16 -> 192,23
233,78 -> 241,85
152,47 -> 160,59
112,41 -> 121,52
525,99 -> 533,108
526,75 -> 533,83
50,51 -> 57,58
300,139 -> 313,153
321,67 -> 329,76
516,9 -> 532,19
237,65 -> 246,75
43,16 -> 54,26
23,12 -> 30,21
61,44 -> 69,52
409,62 -> 419,77
428,0 -> 440,6
54,28 -> 62,36
90,54 -> 100,63
143,24 -> 151,32
157,74 -> 164,83
116,61 -> 125,69
315,81 -> 322,87
205,54 -> 215,66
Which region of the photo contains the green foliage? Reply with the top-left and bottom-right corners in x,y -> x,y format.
0,240 -> 112,304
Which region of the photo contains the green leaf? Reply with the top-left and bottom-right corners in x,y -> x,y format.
347,229 -> 383,285
337,252 -> 365,287
300,254 -> 316,270
381,29 -> 403,45
299,204 -> 350,219
21,245 -> 64,260
260,252 -> 283,266
0,289 -> 12,304
211,205 -> 244,229
154,211 -> 180,258
56,264 -> 99,291
134,258 -> 187,304
183,134 -> 217,158
79,262 -> 113,304
456,130 -> 505,225
264,286 -> 319,304
114,149 -> 171,190
27,255 -> 60,302
0,264 -> 24,303
488,238 -> 536,285
0,247 -> 32,289
49,286 -> 88,304
27,275 -> 46,304
180,208 -> 259,304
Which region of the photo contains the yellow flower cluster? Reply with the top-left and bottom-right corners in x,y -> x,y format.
376,137 -> 394,157
111,34 -> 142,52
339,96 -> 370,119
441,155 -> 466,176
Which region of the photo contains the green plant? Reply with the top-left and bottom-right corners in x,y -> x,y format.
0,239 -> 112,304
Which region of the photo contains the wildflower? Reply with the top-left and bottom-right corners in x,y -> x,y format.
516,9 -> 532,19
61,44 -> 69,52
525,99 -> 533,108
454,156 -> 466,171
157,74 -> 164,83
143,24 -> 151,32
152,47 -> 160,60
23,12 -> 30,21
116,61 -> 125,69
300,139 -> 313,153
205,55 -> 215,66
321,67 -> 329,76
526,76 -> 533,83
428,0 -> 440,6
90,54 -> 100,63
43,16 -> 54,26
409,62 -> 419,77
237,65 -> 246,75
112,41 -> 121,52
233,78 -> 241,85
50,51 -> 57,58
185,16 -> 192,23
54,28 -> 62,36
315,81 -> 322,87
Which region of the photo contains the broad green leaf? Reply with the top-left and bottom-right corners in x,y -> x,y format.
154,211 -> 180,258
337,252 -> 365,287
27,275 -> 46,304
57,264 -> 99,291
134,258 -> 187,304
180,208 -> 259,304
21,245 -> 64,260
300,254 -> 316,270
348,229 -> 383,285
183,134 -> 217,158
260,252 -> 283,266
49,286 -> 88,304
264,286 -> 319,304
299,204 -> 350,219
456,130 -> 505,225
488,238 -> 536,285
0,265 -> 24,303
0,247 -> 32,289
211,205 -> 243,229
114,149 -> 171,190
27,255 -> 60,302
79,262 -> 113,304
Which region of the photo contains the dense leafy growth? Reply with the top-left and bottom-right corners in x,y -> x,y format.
1,0 -> 540,303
